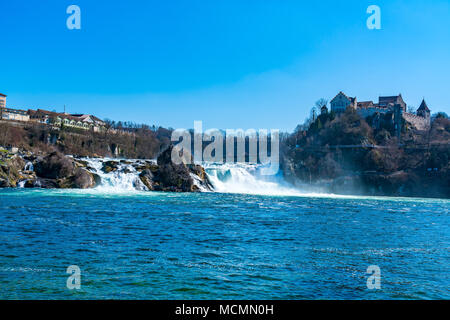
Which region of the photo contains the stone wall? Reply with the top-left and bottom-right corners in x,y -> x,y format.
356,107 -> 391,118
402,112 -> 430,131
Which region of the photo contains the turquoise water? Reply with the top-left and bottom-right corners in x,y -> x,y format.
0,189 -> 449,299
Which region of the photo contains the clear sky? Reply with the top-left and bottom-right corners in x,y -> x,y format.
0,0 -> 449,131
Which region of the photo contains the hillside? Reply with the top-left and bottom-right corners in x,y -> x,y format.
281,109 -> 450,198
0,120 -> 172,159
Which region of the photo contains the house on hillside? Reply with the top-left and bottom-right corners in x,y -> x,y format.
70,114 -> 106,132
28,109 -> 106,132
330,91 -> 357,113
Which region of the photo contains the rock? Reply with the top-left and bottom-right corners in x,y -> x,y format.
0,179 -> 10,188
188,164 -> 213,191
155,146 -> 195,192
120,167 -> 132,174
56,168 -> 100,189
139,169 -> 155,190
135,163 -> 158,173
34,152 -> 74,179
72,168 -> 98,189
32,177 -> 59,189
152,145 -> 212,192
0,155 -> 25,187
102,160 -> 118,173
74,159 -> 89,168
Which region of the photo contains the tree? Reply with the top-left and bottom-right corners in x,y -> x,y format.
432,112 -> 448,120
315,98 -> 328,109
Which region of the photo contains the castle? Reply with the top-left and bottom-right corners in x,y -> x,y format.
328,91 -> 431,132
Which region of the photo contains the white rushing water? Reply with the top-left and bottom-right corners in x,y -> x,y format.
203,162 -> 305,196
77,158 -> 332,197
82,158 -> 152,192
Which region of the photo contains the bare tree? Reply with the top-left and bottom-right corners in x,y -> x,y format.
407,105 -> 416,114
315,98 -> 328,109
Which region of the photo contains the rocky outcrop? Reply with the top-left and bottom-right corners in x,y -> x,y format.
139,169 -> 156,191
0,150 -> 26,187
34,152 -> 74,179
327,170 -> 449,198
0,146 -> 213,192
138,146 -> 213,192
57,168 -> 100,189
0,149 -> 100,189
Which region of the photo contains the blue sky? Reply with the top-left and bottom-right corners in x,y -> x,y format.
0,0 -> 449,131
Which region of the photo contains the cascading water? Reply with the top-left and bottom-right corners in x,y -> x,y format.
82,158 -> 152,192
76,158 -> 316,196
203,162 -> 303,196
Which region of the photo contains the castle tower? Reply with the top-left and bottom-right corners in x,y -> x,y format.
417,99 -> 431,119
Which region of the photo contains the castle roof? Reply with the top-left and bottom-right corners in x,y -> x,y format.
357,101 -> 374,108
0,93 -> 6,97
379,94 -> 404,106
331,91 -> 356,103
417,99 -> 430,112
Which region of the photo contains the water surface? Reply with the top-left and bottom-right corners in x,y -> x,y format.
0,189 -> 448,299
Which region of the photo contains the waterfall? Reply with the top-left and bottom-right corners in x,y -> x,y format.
74,158 -> 312,196
203,162 -> 303,196
82,158 -> 151,192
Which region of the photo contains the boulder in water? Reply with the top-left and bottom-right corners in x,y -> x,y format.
152,145 -> 213,192
32,177 -> 59,189
102,161 -> 119,173
139,169 -> 155,191
72,168 -> 100,189
34,152 -> 74,179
